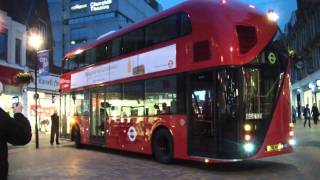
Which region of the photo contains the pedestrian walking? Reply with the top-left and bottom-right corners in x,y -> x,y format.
50,110 -> 60,145
292,106 -> 296,123
0,86 -> 32,179
311,103 -> 319,125
303,104 -> 311,128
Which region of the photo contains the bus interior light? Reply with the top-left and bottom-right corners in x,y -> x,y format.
244,143 -> 254,153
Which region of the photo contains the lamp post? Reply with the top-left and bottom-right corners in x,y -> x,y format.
28,32 -> 43,149
267,9 -> 280,22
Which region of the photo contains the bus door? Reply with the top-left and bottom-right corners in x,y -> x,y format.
90,87 -> 106,145
215,68 -> 241,159
188,71 -> 216,157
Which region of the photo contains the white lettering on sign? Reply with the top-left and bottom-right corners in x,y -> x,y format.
246,113 -> 263,120
71,44 -> 176,89
90,0 -> 112,12
28,75 -> 60,91
71,4 -> 88,11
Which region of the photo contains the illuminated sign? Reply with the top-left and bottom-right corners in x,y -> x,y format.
90,0 -> 112,11
70,4 -> 88,11
316,80 -> 320,87
71,44 -> 176,89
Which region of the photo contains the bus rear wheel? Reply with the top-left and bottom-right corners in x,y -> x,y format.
152,128 -> 174,164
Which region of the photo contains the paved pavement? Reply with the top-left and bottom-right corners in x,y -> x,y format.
7,119 -> 320,180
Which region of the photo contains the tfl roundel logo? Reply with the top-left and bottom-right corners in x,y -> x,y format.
127,126 -> 137,142
168,60 -> 174,68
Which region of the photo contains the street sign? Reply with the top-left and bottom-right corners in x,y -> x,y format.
37,50 -> 49,77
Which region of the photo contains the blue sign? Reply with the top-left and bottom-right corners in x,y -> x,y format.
37,50 -> 49,76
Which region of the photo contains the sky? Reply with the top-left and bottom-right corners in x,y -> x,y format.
157,0 -> 297,30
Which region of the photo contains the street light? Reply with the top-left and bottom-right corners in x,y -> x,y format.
267,9 -> 280,22
28,32 -> 43,149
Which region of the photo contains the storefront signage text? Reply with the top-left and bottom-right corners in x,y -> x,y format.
90,0 -> 112,11
29,75 -> 60,91
71,4 -> 88,11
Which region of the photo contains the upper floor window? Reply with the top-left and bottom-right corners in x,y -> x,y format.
70,27 -> 88,45
15,38 -> 22,65
0,28 -> 8,61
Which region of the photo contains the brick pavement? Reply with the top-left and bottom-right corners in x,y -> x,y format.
7,119 -> 320,180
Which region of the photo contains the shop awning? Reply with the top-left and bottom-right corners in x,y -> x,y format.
0,65 -> 23,85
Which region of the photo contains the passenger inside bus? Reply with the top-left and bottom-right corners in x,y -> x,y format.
161,103 -> 170,114
202,92 -> 212,120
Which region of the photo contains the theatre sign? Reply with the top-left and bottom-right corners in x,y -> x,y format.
70,0 -> 113,12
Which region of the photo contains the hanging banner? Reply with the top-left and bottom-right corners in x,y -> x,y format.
37,50 -> 49,77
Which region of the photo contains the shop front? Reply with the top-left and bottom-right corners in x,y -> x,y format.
27,74 -> 60,132
0,65 -> 24,116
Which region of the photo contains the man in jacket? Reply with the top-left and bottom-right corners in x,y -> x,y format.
50,110 -> 60,145
0,103 -> 32,179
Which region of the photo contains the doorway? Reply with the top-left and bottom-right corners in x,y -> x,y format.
188,69 -> 241,159
90,87 -> 106,145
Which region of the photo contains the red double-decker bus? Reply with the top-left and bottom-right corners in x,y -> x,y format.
60,0 -> 294,163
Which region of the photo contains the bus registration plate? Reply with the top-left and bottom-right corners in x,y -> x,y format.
266,144 -> 282,152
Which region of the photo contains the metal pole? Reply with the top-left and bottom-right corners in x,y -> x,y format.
35,51 -> 39,149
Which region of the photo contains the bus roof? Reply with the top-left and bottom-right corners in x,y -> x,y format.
64,0 -> 265,59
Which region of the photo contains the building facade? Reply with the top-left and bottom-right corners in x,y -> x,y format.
48,0 -> 161,69
0,10 -> 27,115
285,0 -> 320,116
1,1 -> 60,132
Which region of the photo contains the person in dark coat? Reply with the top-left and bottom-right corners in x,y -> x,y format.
292,106 -> 297,123
50,110 -> 60,145
303,104 -> 311,128
0,103 -> 32,179
311,103 -> 319,125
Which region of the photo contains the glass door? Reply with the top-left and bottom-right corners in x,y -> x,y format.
188,71 -> 216,157
90,87 -> 106,144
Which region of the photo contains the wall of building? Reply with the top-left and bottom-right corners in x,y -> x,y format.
286,1 -> 320,113
48,0 -> 161,68
0,10 -> 27,68
47,0 -> 64,68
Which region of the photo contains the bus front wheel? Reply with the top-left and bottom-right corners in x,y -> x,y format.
152,128 -> 174,164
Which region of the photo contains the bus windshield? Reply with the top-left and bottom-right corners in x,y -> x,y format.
243,33 -> 288,121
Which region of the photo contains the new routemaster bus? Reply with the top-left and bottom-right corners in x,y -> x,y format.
60,0 -> 294,163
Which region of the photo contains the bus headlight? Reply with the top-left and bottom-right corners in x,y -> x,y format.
244,143 -> 254,153
289,139 -> 296,146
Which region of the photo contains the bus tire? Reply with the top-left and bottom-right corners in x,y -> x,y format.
152,128 -> 174,164
73,127 -> 82,149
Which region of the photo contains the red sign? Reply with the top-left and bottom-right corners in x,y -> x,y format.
60,73 -> 71,92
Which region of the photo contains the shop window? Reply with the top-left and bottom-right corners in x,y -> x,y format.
123,81 -> 145,117
15,38 -> 22,65
0,29 -> 8,61
70,27 -> 88,45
